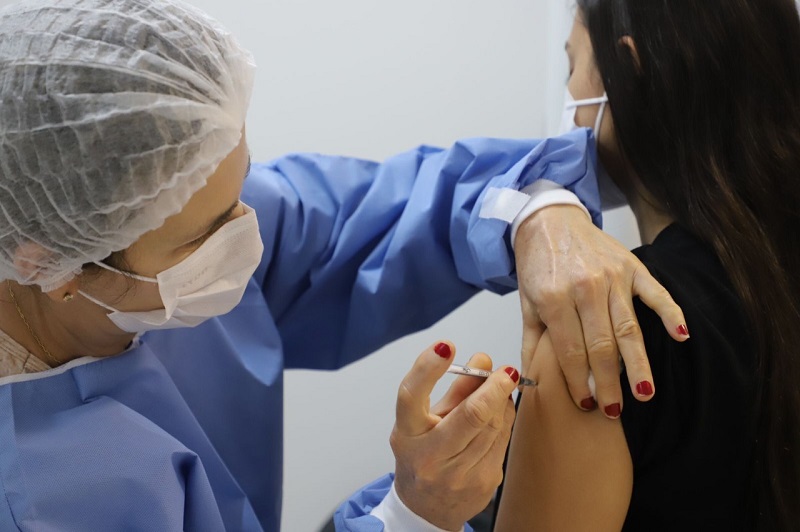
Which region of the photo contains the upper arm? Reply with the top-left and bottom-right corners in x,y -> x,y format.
495,332 -> 633,531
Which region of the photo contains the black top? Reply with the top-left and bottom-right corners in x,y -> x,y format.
621,224 -> 758,529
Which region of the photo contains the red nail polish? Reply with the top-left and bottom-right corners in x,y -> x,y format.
677,324 -> 689,337
636,381 -> 654,396
504,367 -> 520,383
434,342 -> 451,359
604,403 -> 621,418
580,397 -> 597,411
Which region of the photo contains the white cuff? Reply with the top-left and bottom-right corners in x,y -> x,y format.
510,180 -> 591,249
370,482 -> 465,532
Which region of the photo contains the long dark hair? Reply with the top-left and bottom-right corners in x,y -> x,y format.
576,0 -> 800,527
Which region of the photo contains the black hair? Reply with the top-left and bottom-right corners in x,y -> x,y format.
576,0 -> 800,527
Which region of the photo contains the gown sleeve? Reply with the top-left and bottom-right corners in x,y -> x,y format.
333,474 -> 473,532
241,130 -> 600,370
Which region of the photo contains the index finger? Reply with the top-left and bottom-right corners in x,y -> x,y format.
436,365 -> 520,453
615,264 -> 688,404
431,352 -> 493,418
395,341 -> 455,436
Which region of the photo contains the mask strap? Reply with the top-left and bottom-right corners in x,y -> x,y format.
77,289 -> 120,314
565,94 -> 609,110
91,260 -> 157,283
594,94 -> 608,134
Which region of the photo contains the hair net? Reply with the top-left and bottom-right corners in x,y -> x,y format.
0,0 -> 255,291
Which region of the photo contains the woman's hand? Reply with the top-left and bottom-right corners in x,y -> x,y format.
391,342 -> 518,531
514,205 -> 688,418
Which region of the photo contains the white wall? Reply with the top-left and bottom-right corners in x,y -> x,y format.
0,0 -> 640,530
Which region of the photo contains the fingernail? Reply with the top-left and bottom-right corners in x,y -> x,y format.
580,397 -> 597,411
677,324 -> 690,337
434,342 -> 451,359
504,366 -> 520,383
636,381 -> 654,396
604,403 -> 621,418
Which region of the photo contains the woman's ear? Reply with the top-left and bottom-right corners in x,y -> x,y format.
618,35 -> 643,72
12,240 -> 80,301
12,241 -> 50,283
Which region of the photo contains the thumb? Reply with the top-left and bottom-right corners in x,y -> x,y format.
395,341 -> 456,436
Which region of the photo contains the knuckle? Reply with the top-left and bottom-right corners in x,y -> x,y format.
559,346 -> 589,370
614,318 -> 642,339
586,337 -> 616,359
594,376 -> 621,396
463,396 -> 494,430
653,283 -> 671,299
574,272 -> 604,293
609,261 -> 627,278
624,355 -> 651,377
534,285 -> 568,308
389,429 -> 401,453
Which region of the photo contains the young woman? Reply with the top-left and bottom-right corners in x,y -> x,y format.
496,0 -> 800,529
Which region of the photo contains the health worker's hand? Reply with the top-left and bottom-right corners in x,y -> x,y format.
514,205 -> 688,419
391,341 -> 517,532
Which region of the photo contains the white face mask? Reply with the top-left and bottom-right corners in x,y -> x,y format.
79,203 -> 264,333
558,87 -> 627,209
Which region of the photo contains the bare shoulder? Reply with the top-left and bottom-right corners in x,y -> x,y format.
495,332 -> 633,531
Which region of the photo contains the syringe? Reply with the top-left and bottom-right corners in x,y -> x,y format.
447,364 -> 537,387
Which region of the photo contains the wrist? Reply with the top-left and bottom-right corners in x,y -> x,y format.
510,185 -> 591,249
394,476 -> 463,531
516,203 -> 593,248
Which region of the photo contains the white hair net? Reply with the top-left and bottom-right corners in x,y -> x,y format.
0,0 -> 255,291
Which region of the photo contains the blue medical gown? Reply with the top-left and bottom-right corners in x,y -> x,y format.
0,132 -> 599,531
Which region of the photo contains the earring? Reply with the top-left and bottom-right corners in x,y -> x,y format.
63,293 -> 74,302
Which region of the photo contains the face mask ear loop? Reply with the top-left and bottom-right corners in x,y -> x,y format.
568,95 -> 609,109
91,260 -> 157,283
594,94 -> 608,136
76,289 -> 120,314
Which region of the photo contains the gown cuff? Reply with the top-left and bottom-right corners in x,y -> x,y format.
370,481 -> 465,532
509,180 -> 591,249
